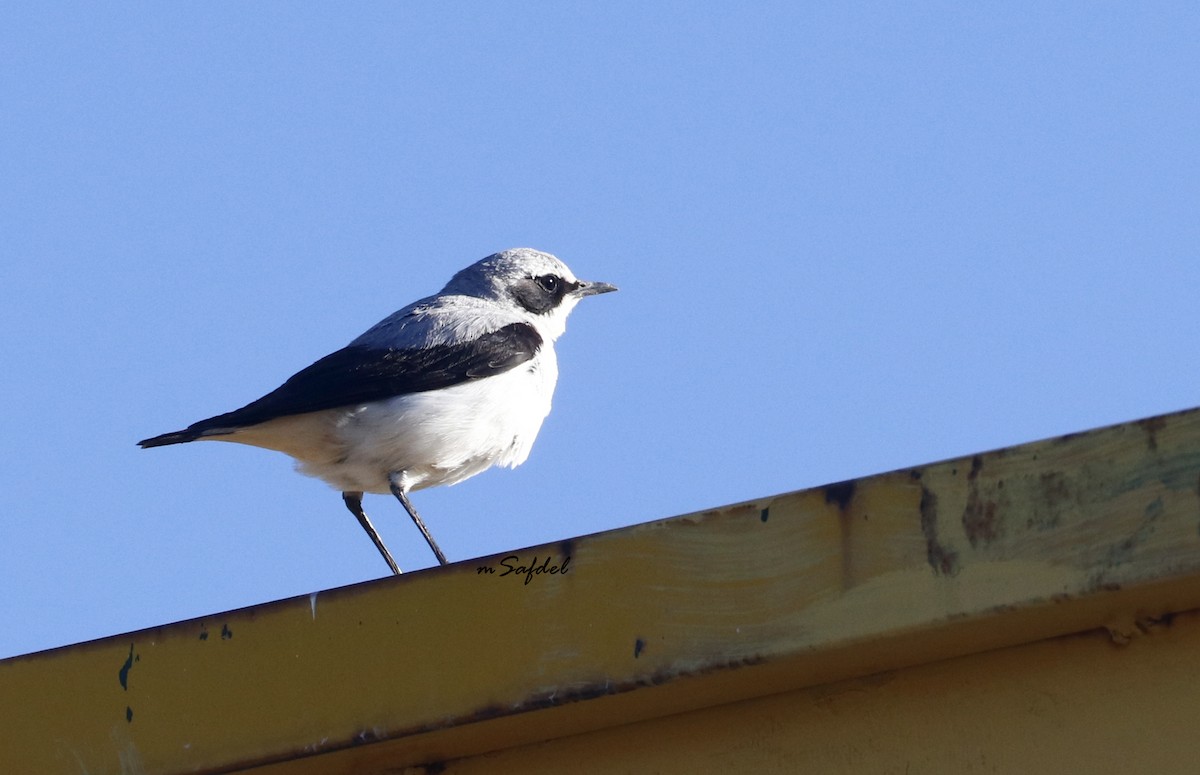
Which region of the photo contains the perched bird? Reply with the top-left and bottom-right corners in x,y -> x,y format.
139,248 -> 617,574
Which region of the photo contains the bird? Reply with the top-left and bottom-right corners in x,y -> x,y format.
138,248 -> 617,575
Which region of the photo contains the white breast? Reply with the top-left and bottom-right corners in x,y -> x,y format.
294,346 -> 560,494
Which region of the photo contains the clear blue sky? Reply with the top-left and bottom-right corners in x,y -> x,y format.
2,3 -> 1198,659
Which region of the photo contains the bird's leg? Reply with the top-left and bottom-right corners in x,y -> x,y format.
342,491 -> 402,575
387,472 -> 449,566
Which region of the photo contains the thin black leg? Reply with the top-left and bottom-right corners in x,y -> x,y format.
387,472 -> 449,566
342,491 -> 402,575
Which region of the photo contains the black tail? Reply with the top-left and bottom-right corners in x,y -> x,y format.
137,429 -> 205,448
138,416 -> 241,447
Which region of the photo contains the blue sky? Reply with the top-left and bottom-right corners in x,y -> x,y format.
2,3 -> 1198,659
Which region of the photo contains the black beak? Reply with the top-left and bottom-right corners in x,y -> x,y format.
574,280 -> 618,297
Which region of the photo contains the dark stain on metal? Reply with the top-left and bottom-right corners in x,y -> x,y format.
760,507 -> 769,523
118,643 -> 134,690
1085,576 -> 1125,593
1102,498 -> 1164,568
1139,416 -> 1167,452
422,763 -> 447,774
1144,612 -> 1177,629
1054,430 -> 1084,445
125,706 -> 133,723
634,638 -> 646,658
824,481 -> 857,589
962,491 -> 998,547
1041,472 -> 1069,507
500,654 -> 770,720
1022,471 -> 1074,532
351,728 -> 382,745
462,703 -> 510,724
199,627 -> 208,641
909,469 -> 923,480
824,480 -> 857,511
920,487 -> 959,576
221,624 -> 233,640
244,658 -> 772,771
962,456 -> 1010,548
962,497 -> 997,547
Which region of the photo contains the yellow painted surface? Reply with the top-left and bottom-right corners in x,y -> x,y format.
2,407 -> 1200,774
446,610 -> 1200,774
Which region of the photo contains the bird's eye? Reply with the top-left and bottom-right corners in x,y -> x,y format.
535,275 -> 560,293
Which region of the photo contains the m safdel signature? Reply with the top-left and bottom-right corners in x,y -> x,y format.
477,554 -> 571,585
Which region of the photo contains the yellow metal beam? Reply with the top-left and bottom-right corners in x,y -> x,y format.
443,610 -> 1200,774
4,407 -> 1200,774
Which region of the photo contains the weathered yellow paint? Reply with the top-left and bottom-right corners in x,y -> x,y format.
3,407 -> 1200,774
444,610 -> 1200,774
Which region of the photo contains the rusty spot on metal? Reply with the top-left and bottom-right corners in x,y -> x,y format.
967,455 -> 983,481
920,486 -> 959,576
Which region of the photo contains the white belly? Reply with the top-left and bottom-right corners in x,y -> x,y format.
288,348 -> 559,494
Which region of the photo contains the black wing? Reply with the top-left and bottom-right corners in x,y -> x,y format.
139,322 -> 542,447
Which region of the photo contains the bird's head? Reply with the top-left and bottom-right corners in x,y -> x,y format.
442,248 -> 617,340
